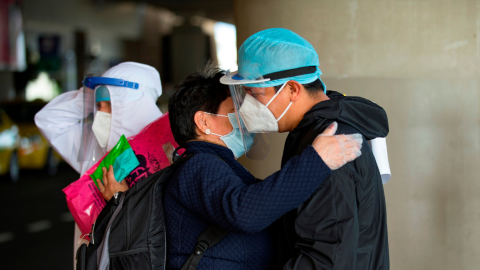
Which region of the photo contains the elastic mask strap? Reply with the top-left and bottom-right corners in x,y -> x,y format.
263,82 -> 291,122
204,112 -> 229,118
207,128 -> 234,138
203,112 -> 232,137
266,82 -> 288,107
276,102 -> 292,122
208,132 -> 223,137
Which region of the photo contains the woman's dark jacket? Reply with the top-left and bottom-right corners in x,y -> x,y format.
276,91 -> 390,270
164,141 -> 331,270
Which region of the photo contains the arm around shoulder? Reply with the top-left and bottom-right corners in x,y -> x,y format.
175,149 -> 331,234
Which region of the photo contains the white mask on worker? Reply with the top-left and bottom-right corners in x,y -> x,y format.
92,111 -> 111,148
239,82 -> 292,133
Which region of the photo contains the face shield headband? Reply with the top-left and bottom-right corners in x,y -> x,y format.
231,66 -> 326,93
82,76 -> 140,91
236,66 -> 317,81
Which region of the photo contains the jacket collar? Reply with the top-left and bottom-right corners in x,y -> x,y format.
293,91 -> 389,139
296,91 -> 345,130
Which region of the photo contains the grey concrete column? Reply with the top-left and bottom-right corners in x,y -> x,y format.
234,1 -> 480,269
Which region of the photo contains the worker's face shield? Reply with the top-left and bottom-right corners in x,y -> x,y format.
77,74 -> 139,163
220,71 -> 271,160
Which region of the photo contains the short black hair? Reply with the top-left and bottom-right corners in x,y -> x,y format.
274,78 -> 324,97
168,63 -> 230,146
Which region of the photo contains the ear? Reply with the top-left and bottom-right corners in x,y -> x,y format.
193,111 -> 209,134
287,81 -> 302,102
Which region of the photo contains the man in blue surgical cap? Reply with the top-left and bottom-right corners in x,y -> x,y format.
221,28 -> 390,269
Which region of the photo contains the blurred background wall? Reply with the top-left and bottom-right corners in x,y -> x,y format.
236,0 -> 480,270
0,0 -> 238,110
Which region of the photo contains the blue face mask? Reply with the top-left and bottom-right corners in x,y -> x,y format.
205,112 -> 255,158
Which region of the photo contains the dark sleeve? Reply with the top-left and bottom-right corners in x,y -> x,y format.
283,165 -> 360,270
175,145 -> 331,234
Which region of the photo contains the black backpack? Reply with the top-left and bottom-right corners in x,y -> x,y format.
76,154 -> 228,270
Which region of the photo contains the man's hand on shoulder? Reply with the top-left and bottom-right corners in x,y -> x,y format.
312,122 -> 363,170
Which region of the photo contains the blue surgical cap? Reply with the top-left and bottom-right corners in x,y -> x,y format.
95,86 -> 110,103
237,28 -> 326,91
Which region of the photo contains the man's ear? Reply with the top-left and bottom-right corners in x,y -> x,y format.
193,111 -> 208,134
287,81 -> 302,102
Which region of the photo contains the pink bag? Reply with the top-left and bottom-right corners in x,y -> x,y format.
63,112 -> 179,236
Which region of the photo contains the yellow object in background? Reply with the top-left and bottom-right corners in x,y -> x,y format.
0,109 -> 20,182
0,101 -> 63,182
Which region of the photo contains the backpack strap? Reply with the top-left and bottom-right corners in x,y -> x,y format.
180,224 -> 229,270
170,154 -> 194,170
97,192 -> 126,269
172,145 -> 187,163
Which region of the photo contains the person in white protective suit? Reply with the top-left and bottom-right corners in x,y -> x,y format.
34,61 -> 163,266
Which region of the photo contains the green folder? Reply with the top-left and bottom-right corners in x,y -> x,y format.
90,135 -> 139,189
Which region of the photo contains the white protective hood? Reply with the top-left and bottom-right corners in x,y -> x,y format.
100,62 -> 163,151
35,62 -> 162,175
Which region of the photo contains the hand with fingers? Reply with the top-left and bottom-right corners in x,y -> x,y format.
97,165 -> 129,201
312,122 -> 363,170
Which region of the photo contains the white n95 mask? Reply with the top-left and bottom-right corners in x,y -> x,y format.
92,111 -> 112,148
239,82 -> 292,133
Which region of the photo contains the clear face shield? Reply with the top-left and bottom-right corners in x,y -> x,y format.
220,66 -> 324,159
77,75 -> 139,163
220,71 -> 273,160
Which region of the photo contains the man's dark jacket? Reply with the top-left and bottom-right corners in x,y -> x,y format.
276,91 -> 390,270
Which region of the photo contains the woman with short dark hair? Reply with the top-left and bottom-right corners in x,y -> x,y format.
164,63 -> 361,270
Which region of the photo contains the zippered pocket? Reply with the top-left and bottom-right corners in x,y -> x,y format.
110,248 -> 148,257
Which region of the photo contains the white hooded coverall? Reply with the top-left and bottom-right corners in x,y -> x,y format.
34,62 -> 163,267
